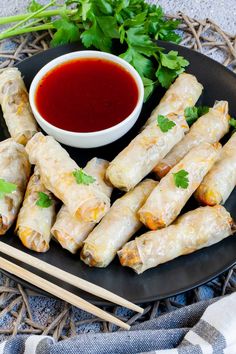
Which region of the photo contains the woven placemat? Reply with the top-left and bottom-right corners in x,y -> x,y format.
0,12 -> 235,340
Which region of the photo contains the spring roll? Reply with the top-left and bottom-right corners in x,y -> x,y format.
138,142 -> 221,230
25,133 -> 110,222
118,205 -> 234,274
0,68 -> 38,145
195,132 -> 236,205
0,139 -> 30,234
144,73 -> 203,127
51,158 -> 112,254
16,167 -> 57,252
106,114 -> 188,191
81,179 -> 157,267
154,101 -> 229,178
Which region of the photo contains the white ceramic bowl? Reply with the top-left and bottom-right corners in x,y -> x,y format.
29,50 -> 144,148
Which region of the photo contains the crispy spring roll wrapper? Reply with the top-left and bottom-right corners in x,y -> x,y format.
118,205 -> 235,274
51,158 -> 113,254
138,142 -> 221,230
195,132 -> 236,205
154,101 -> 229,178
0,68 -> 38,145
25,133 -> 110,222
0,139 -> 30,234
81,179 -> 158,268
144,73 -> 203,127
16,168 -> 57,252
106,114 -> 188,191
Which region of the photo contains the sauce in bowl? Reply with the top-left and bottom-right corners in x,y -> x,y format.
35,58 -> 139,133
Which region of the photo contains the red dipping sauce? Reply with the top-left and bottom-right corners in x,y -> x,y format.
35,58 -> 139,133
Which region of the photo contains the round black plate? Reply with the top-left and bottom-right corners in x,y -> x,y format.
1,41 -> 236,305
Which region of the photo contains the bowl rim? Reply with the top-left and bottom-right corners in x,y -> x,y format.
29,50 -> 144,137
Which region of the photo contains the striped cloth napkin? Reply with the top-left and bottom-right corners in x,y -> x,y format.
0,292 -> 235,354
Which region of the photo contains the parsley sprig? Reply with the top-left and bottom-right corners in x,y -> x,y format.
0,179 -> 17,199
173,170 -> 189,189
0,0 -> 189,101
157,115 -> 176,133
36,192 -> 53,208
184,106 -> 209,126
73,169 -> 95,185
229,118 -> 236,129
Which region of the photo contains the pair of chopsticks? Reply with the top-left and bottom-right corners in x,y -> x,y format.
0,242 -> 143,330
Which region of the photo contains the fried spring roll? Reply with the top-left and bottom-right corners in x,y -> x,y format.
138,142 -> 221,230
0,139 -> 30,234
16,168 -> 57,252
25,133 -> 110,222
195,132 -> 236,205
154,101 -> 229,178
106,114 -> 188,191
51,158 -> 112,254
0,68 -> 38,145
81,179 -> 157,267
118,205 -> 234,274
145,73 -> 203,127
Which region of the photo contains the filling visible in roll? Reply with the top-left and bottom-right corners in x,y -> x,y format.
0,68 -> 38,145
195,132 -> 236,205
118,205 -> 235,274
139,142 -> 221,230
51,158 -> 112,254
81,179 -> 157,267
0,139 -> 30,234
25,133 -> 110,223
145,73 -> 203,127
16,167 -> 57,252
154,100 -> 229,178
106,113 -> 188,191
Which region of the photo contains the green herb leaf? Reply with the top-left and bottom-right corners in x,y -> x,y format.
173,170 -> 189,189
81,18 -> 112,52
51,19 -> 80,47
27,0 -> 43,12
197,105 -> 209,117
229,118 -> 236,129
157,115 -> 176,133
96,16 -> 120,38
184,105 -> 210,125
36,192 -> 53,208
73,169 -> 96,185
0,179 -> 17,199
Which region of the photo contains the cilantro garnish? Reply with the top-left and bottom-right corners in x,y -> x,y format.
173,170 -> 189,189
157,115 -> 176,133
0,0 -> 189,102
73,169 -> 95,185
184,106 -> 209,125
229,118 -> 236,129
36,192 -> 53,208
0,179 -> 17,199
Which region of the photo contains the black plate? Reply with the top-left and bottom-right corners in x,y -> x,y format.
1,41 -> 236,305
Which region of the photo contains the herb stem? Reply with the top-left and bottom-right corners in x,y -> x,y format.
0,9 -> 75,26
3,1 -> 56,34
0,24 -> 54,41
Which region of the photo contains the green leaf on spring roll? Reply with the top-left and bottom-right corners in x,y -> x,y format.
73,169 -> 96,185
157,115 -> 176,132
36,192 -> 53,208
173,169 -> 189,189
0,179 -> 17,199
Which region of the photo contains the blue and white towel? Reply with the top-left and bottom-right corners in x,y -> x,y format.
0,293 -> 235,354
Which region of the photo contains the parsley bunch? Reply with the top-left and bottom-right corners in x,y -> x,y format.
0,0 -> 189,101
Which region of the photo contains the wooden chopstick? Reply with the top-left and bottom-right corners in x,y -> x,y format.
0,242 -> 143,313
0,256 -> 130,330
